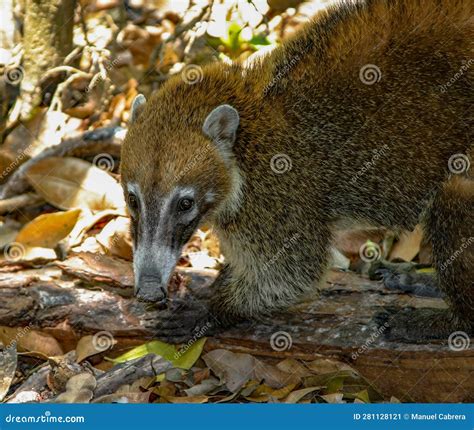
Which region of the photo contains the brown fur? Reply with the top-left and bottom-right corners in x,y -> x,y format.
121,0 -> 473,332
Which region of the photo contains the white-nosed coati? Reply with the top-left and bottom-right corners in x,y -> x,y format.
121,0 -> 473,342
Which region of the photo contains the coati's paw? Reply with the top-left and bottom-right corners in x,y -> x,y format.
375,307 -> 471,343
152,298 -> 221,344
381,271 -> 442,298
370,261 -> 443,298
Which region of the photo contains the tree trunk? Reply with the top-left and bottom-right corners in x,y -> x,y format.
21,0 -> 77,116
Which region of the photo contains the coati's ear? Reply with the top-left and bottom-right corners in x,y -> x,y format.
131,94 -> 147,123
202,104 -> 239,151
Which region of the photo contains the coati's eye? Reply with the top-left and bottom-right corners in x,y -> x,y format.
178,197 -> 194,212
128,193 -> 139,212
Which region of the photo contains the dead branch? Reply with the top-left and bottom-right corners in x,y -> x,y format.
93,354 -> 172,398
0,193 -> 44,214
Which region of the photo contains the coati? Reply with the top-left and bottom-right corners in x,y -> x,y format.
121,0 -> 473,342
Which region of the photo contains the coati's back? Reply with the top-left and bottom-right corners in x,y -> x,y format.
248,0 -> 473,230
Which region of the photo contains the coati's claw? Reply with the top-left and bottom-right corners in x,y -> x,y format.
151,297 -> 221,344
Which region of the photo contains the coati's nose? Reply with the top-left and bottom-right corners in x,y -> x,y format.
135,275 -> 167,303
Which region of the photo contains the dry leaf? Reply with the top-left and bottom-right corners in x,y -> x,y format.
203,349 -> 297,393
55,372 -> 96,403
162,395 -> 208,404
25,157 -> 125,211
0,344 -> 17,402
284,386 -> 322,403
76,334 -> 116,363
96,216 -> 133,260
245,383 -> 297,402
15,209 -> 81,248
320,392 -> 345,403
389,225 -> 423,262
0,326 -> 63,357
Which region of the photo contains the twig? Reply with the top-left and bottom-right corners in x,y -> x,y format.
0,193 -> 44,214
145,2 -> 212,76
93,354 -> 172,398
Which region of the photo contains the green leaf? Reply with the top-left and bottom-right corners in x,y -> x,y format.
248,34 -> 272,48
109,338 -> 207,370
222,22 -> 243,53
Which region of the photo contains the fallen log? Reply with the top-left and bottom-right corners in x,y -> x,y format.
0,252 -> 472,402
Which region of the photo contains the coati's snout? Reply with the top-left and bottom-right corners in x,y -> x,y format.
121,94 -> 241,304
126,183 -> 205,303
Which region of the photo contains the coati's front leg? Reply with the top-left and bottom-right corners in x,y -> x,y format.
209,247 -> 330,327
154,248 -> 330,343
